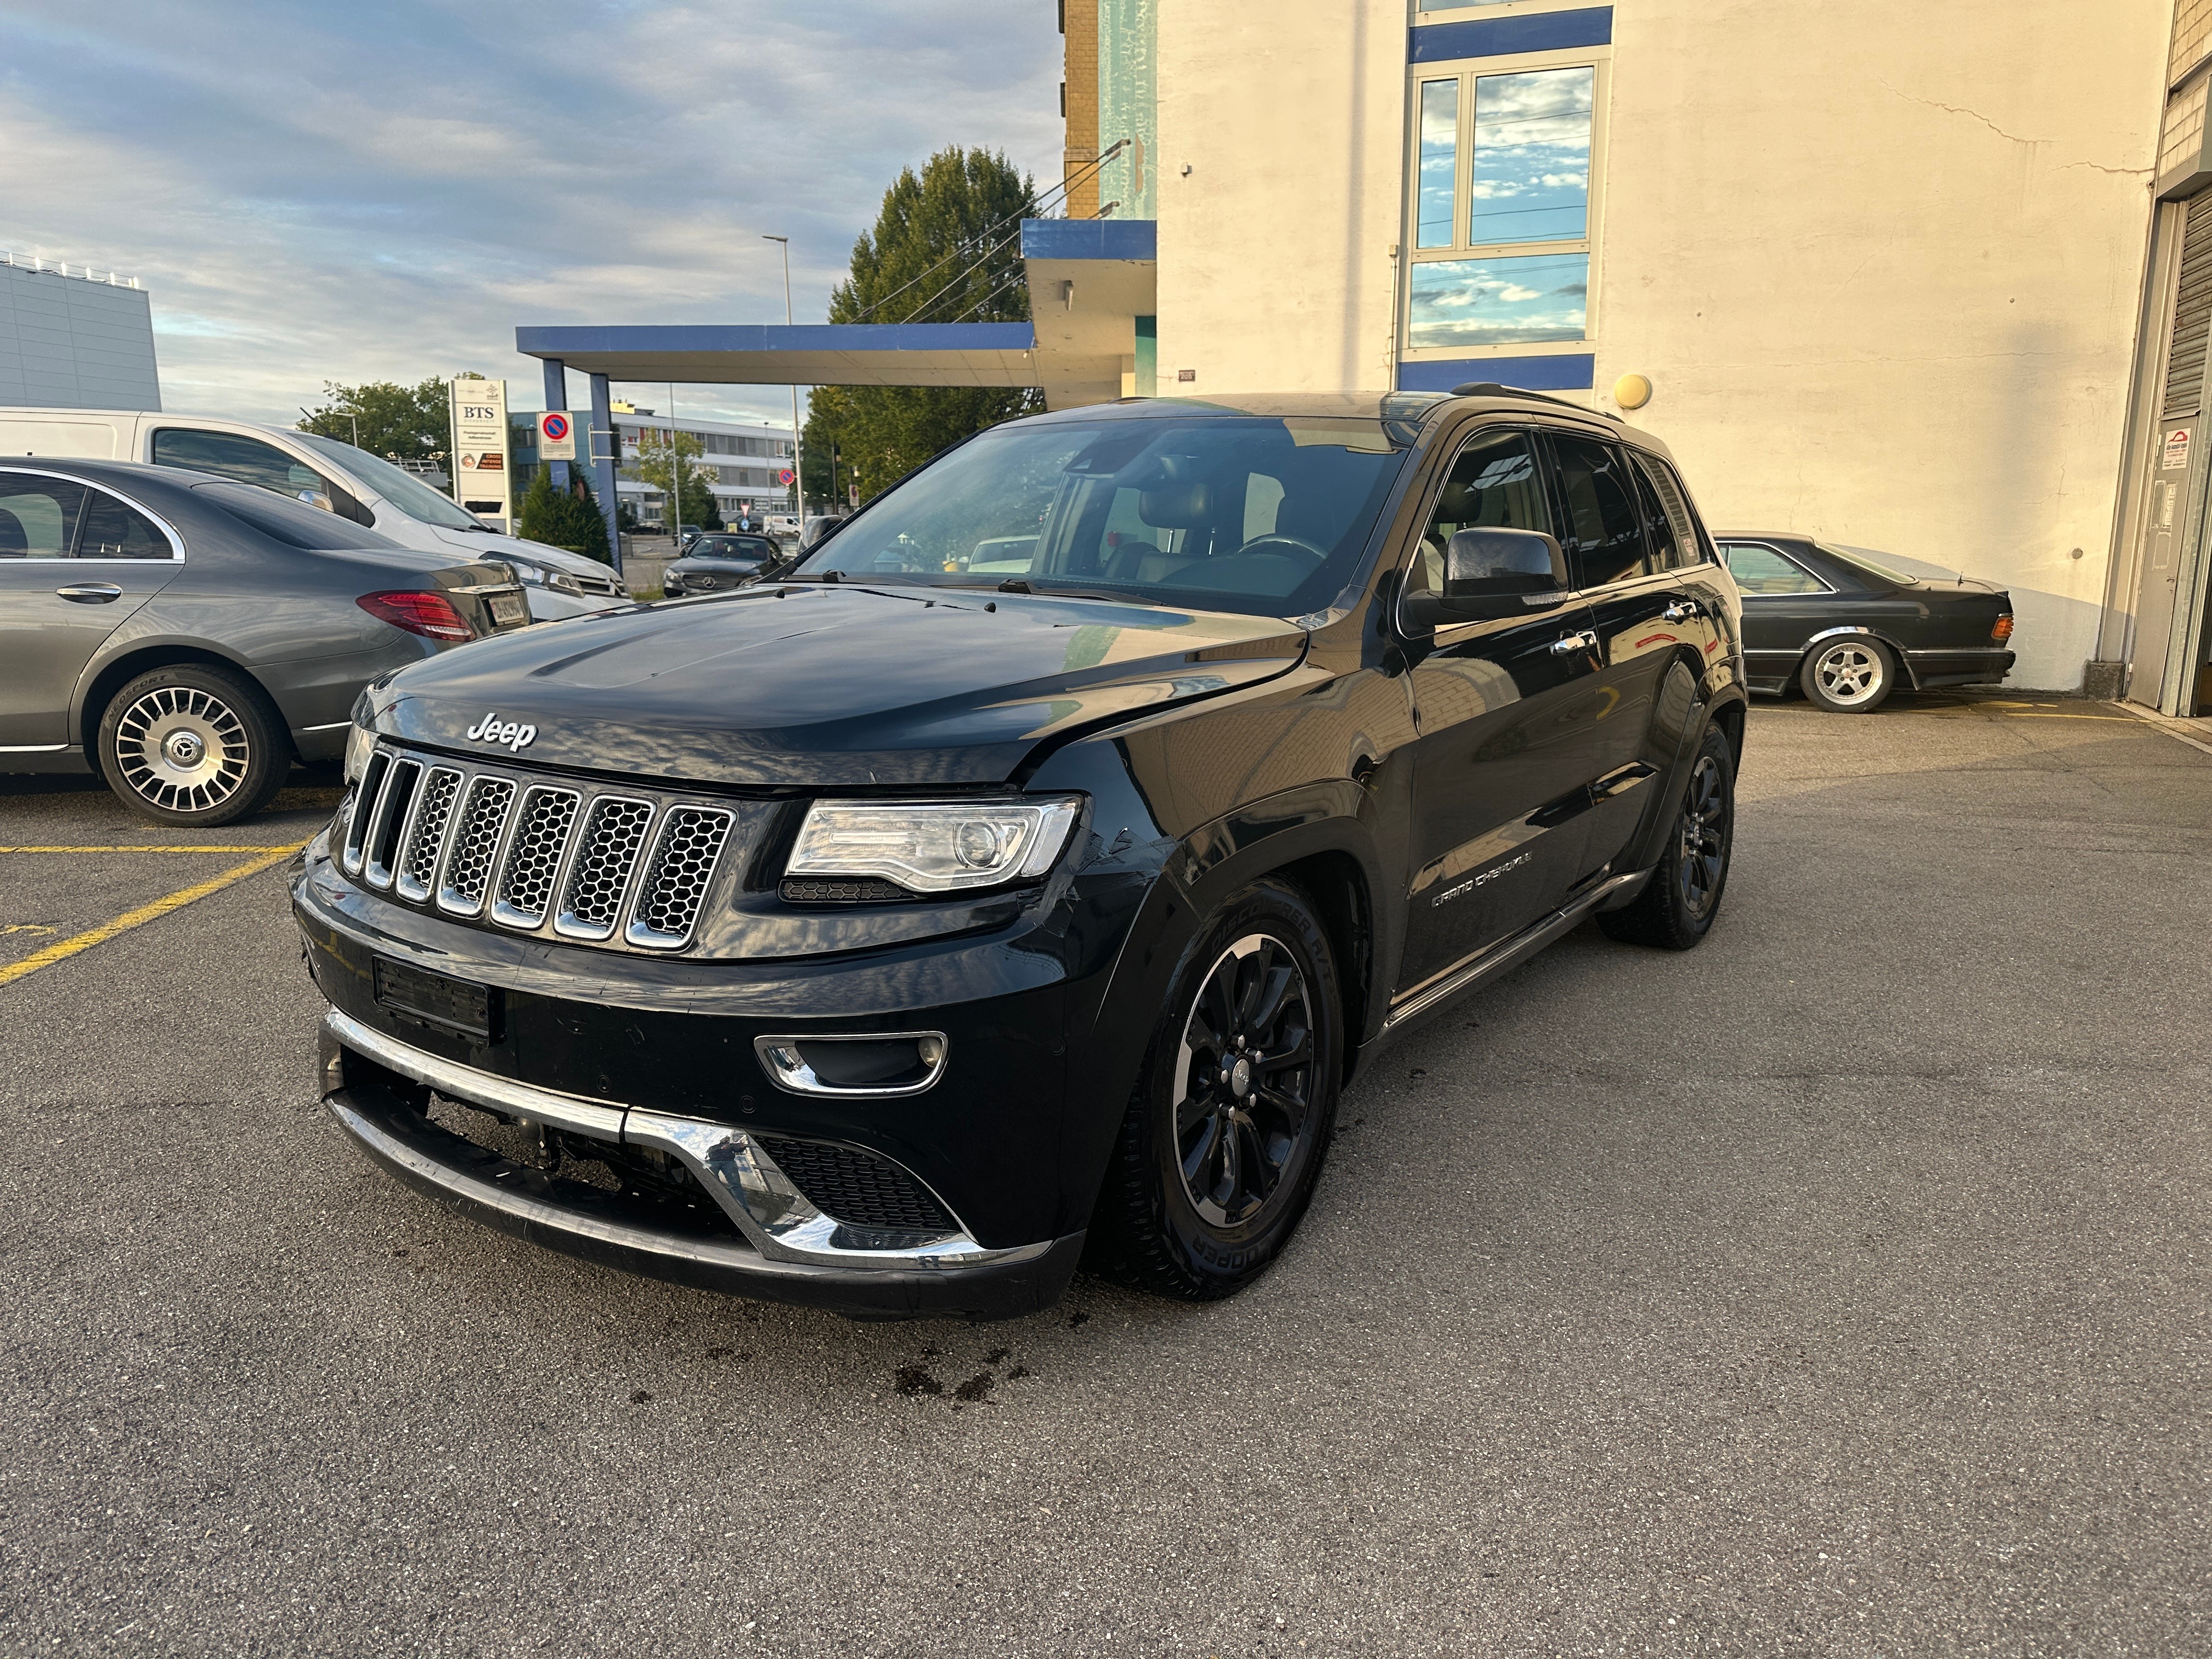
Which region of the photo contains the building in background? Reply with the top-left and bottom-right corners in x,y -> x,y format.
510,402 -> 795,525
0,252 -> 160,411
516,2 -> 2191,697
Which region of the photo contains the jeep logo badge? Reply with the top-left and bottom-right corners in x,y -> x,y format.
465,710 -> 537,751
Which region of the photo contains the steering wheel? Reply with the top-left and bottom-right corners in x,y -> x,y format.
1234,533 -> 1329,570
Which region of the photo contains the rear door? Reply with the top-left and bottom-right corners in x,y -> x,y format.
1543,431 -> 1694,870
1397,426 -> 1606,997
0,470 -> 182,747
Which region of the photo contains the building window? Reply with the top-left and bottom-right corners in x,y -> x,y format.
1402,52 -> 1606,359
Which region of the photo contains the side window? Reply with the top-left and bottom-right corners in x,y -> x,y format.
1720,543 -> 1826,595
1631,453 -> 1706,567
151,428 -> 335,511
1548,435 -> 1649,589
77,492 -> 172,558
1410,429 -> 1551,595
1628,460 -> 1681,571
0,474 -> 91,558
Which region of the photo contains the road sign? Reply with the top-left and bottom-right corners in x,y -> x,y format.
537,410 -> 577,461
777,467 -> 795,486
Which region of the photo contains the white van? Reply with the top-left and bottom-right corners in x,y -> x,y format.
0,409 -> 627,620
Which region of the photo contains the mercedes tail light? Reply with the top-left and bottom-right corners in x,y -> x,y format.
358,590 -> 475,642
1991,613 -> 2015,643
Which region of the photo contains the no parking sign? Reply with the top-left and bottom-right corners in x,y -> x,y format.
537,410 -> 577,461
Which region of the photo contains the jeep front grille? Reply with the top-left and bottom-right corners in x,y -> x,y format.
340,745 -> 747,955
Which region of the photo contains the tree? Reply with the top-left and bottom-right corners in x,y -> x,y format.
516,463 -> 611,563
297,375 -> 459,466
803,146 -> 1043,507
624,428 -> 721,531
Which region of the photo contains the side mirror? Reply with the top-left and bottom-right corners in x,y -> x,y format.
1402,527 -> 1572,630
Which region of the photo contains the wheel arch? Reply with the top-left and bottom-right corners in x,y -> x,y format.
76,642 -> 287,755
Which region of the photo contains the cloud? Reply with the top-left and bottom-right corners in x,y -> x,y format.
0,1 -> 1062,428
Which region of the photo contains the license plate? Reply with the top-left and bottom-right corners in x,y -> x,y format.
488,591 -> 528,629
373,955 -> 498,1040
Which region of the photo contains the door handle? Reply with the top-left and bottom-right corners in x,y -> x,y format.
1549,629 -> 1599,657
55,583 -> 123,603
1662,600 -> 1701,622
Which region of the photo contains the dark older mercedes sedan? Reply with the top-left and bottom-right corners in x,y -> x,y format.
297,387 -> 1748,1320
1717,534 -> 2015,712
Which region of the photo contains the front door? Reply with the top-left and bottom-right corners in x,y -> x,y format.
1398,427 -> 1606,997
0,472 -> 179,747
2129,422 -> 2191,708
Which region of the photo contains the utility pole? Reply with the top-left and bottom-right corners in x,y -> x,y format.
763,234 -> 804,521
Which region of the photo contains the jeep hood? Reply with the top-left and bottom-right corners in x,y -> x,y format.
366,583 -> 1308,787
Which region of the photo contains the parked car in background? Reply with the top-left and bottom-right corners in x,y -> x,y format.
0,459 -> 528,825
1716,535 -> 2015,712
661,532 -> 788,597
299,387 -> 1747,1319
0,408 -> 624,621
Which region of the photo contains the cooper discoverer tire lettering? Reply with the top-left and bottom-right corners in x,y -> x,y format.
1087,877 -> 1343,1301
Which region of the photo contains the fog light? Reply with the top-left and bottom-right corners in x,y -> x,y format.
753,1032 -> 951,1098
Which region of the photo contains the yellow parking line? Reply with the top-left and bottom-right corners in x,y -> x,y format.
0,840 -> 306,989
0,845 -> 303,853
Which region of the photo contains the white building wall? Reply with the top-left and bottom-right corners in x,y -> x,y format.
1587,0 -> 2170,690
1154,1 -> 1405,397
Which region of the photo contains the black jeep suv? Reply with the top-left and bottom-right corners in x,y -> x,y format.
296,388 -> 1746,1320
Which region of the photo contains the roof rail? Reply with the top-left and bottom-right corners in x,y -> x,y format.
1450,381 -> 1621,422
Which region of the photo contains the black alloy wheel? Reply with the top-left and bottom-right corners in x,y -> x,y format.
1089,878 -> 1342,1300
1598,723 -> 1736,951
96,663 -> 291,827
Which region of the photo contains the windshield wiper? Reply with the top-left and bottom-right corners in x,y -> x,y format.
936,578 -> 1156,607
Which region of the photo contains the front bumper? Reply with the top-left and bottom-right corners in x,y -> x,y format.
319,1011 -> 1084,1320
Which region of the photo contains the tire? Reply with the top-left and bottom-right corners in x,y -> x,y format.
1799,635 -> 1895,713
1087,878 -> 1344,1300
96,663 -> 291,827
1598,723 -> 1735,951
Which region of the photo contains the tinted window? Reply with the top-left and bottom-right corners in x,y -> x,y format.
1549,435 -> 1647,589
1639,454 -> 1712,563
194,481 -> 393,550
153,428 -> 331,506
1722,543 -> 1827,595
1628,452 -> 1699,570
1408,428 -> 1551,596
77,492 -> 171,558
0,473 -> 89,557
797,417 -> 1409,617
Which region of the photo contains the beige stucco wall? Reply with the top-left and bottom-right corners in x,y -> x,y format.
1154,1 -> 1405,396
1594,0 -> 2170,689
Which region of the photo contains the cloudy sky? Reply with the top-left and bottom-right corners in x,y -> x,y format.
1,1 -> 1063,428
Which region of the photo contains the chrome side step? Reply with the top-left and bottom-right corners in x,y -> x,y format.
1380,867 -> 1651,1034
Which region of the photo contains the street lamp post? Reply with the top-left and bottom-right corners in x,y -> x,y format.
762,234 -> 804,521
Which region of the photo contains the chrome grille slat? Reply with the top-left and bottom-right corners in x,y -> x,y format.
395,766 -> 462,902
362,759 -> 422,890
437,776 -> 517,917
491,786 -> 582,929
340,751 -> 390,876
555,796 -> 656,941
627,806 -> 736,950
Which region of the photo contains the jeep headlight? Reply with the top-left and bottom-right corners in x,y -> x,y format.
343,721 -> 376,786
785,798 -> 1082,894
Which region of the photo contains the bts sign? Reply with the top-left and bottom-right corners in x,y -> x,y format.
448,376 -> 513,530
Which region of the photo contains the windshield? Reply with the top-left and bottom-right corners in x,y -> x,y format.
293,430 -> 482,530
794,416 -> 1411,616
1816,541 -> 1920,586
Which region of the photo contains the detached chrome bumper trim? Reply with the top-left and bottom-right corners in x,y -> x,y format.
321,1009 -> 1044,1273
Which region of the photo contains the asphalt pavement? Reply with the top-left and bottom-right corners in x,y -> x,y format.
2,695 -> 2207,1657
